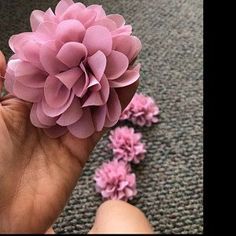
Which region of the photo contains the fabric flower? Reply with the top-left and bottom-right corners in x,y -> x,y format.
120,93 -> 159,127
94,159 -> 137,201
4,0 -> 142,139
109,126 -> 146,164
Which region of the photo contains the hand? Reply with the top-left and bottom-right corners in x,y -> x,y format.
0,51 -> 138,233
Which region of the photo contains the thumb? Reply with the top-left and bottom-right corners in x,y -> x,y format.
0,50 -> 6,76
0,51 -> 6,93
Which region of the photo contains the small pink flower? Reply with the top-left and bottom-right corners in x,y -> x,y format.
120,93 -> 159,127
4,0 -> 142,139
94,160 -> 137,201
109,126 -> 146,164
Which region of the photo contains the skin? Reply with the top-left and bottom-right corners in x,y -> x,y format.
89,200 -> 154,234
0,51 -> 139,233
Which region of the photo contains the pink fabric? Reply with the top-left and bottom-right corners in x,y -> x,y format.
120,93 -> 160,127
4,0 -> 142,139
109,126 -> 146,164
94,160 -> 137,201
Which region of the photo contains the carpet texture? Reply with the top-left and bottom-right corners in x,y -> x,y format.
0,0 -> 203,234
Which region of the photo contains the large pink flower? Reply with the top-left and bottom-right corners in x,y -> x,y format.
4,0 -> 142,138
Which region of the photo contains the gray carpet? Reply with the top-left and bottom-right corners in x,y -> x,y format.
0,0 -> 203,234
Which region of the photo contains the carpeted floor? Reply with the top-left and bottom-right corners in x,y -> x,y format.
0,0 -> 203,234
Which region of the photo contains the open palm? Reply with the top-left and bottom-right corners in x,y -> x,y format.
0,52 -> 138,233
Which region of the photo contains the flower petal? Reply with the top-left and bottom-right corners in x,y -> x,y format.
30,103 -> 50,128
112,25 -> 132,38
55,67 -> 83,89
105,50 -> 129,80
40,41 -> 68,74
56,19 -> 85,43
13,80 -> 43,103
56,42 -> 87,68
83,25 -> 112,56
92,105 -> 107,132
88,50 -> 106,81
44,76 -> 71,108
36,21 -> 57,36
36,102 -> 58,126
104,89 -> 121,127
113,35 -> 142,62
109,64 -> 140,88
19,40 -> 44,70
62,5 -> 96,27
30,10 -> 45,31
12,59 -> 45,88
55,0 -> 75,16
56,97 -> 83,126
87,5 -> 106,20
68,108 -> 95,139
72,63 -> 89,97
100,75 -> 110,103
42,91 -> 74,117
82,91 -> 104,107
61,2 -> 86,20
107,14 -> 125,28
93,18 -> 117,31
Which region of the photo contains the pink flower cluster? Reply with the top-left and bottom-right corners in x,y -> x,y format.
109,126 -> 146,164
4,0 -> 142,139
94,160 -> 137,201
120,93 -> 159,127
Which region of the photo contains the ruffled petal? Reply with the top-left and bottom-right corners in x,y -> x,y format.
4,59 -> 20,93
43,8 -> 58,24
55,0 -> 75,16
87,5 -> 106,20
57,97 -> 83,126
112,25 -> 132,38
113,35 -> 142,62
62,5 -> 96,27
92,105 -> 107,132
109,64 -> 140,88
18,40 -> 44,70
82,91 -> 104,107
104,89 -> 121,127
87,74 -> 101,91
56,42 -> 87,68
15,64 -> 46,89
105,50 -> 129,80
30,10 -> 45,31
83,25 -> 112,56
93,18 -> 117,31
30,103 -> 50,128
72,63 -> 89,97
88,50 -> 106,81
42,91 -> 74,117
44,76 -> 71,108
100,75 -> 110,103
55,67 -> 83,89
68,108 -> 95,139
13,80 -> 43,103
36,22 -> 57,36
60,2 -> 86,20
107,14 -> 125,28
35,102 -> 58,126
55,19 -> 85,43
40,41 -> 68,74
9,32 -> 34,53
